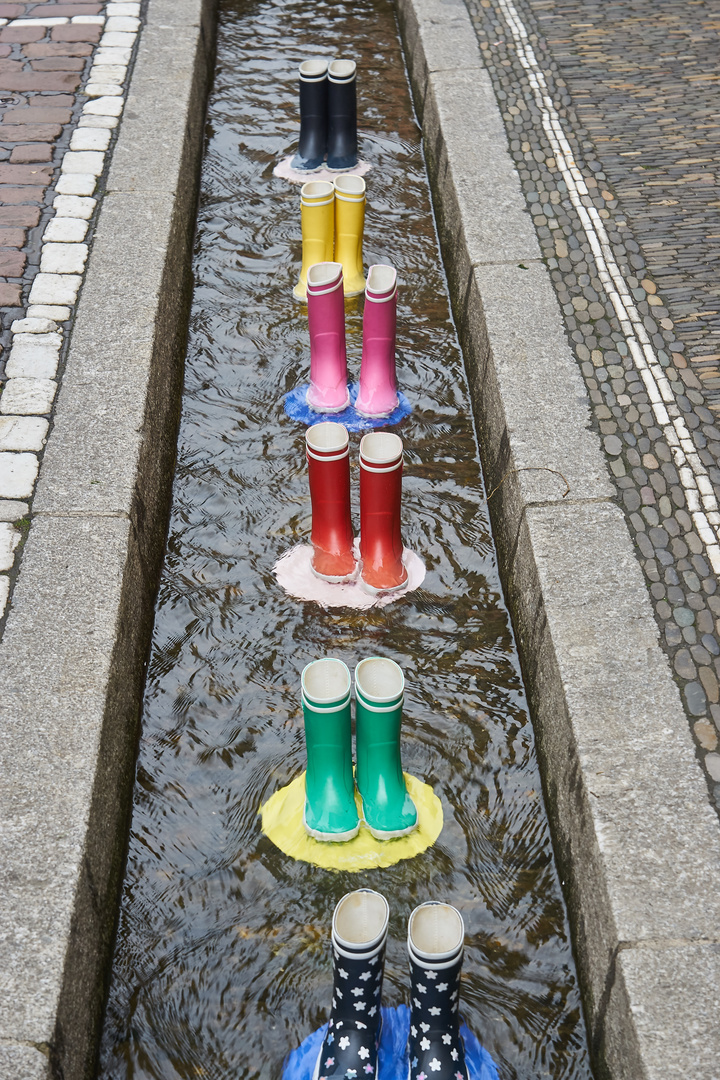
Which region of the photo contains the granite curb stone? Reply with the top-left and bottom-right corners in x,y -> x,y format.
0,0 -> 216,1075
32,192 -> 181,516
469,260 -> 613,506
422,67 -> 541,271
618,944 -> 720,1080
0,1043 -> 49,1080
0,514 -> 131,1046
395,0 -> 720,1077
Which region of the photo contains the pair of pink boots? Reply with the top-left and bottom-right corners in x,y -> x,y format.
305,261 -> 399,418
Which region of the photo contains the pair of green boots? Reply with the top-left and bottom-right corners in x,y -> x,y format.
301,656 -> 418,841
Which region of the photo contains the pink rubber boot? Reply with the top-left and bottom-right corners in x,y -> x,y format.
355,264 -> 399,418
306,262 -> 350,414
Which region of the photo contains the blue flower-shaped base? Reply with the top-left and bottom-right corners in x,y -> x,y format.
284,383 -> 412,432
282,1005 -> 499,1080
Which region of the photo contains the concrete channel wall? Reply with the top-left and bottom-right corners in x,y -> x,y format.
0,0 -> 216,1076
394,0 -> 720,1077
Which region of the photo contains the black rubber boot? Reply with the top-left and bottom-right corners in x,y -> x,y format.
407,903 -> 469,1080
313,889 -> 389,1080
326,59 -> 358,171
292,59 -> 328,171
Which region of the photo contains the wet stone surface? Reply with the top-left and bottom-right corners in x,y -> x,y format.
464,0 -> 720,814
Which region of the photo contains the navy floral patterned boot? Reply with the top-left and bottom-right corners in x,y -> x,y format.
313,889 -> 389,1080
406,903 -> 469,1080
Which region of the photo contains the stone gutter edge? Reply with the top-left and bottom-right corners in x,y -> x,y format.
393,0 -> 720,1077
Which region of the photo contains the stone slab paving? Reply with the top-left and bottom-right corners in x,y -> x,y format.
461,0 -> 720,814
0,0 -> 140,627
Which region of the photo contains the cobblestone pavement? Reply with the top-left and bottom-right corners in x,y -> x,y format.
0,0 -> 140,618
464,0 -> 720,812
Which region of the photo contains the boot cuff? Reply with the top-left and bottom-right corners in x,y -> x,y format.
328,59 -> 356,83
334,174 -> 365,201
359,431 -> 403,467
408,902 -> 465,964
365,264 -> 397,301
355,656 -> 404,703
333,888 -> 390,953
307,261 -> 344,294
301,657 -> 351,706
299,59 -> 328,82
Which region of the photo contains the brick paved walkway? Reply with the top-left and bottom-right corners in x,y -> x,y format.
0,0 -> 104,318
465,0 -> 720,812
0,0 -> 138,616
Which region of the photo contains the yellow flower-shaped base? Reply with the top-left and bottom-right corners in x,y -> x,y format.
260,772 -> 443,872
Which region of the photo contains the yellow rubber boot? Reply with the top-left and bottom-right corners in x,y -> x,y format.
293,180 -> 335,302
333,174 -> 366,296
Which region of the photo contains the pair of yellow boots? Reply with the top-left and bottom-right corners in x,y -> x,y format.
293,175 -> 366,301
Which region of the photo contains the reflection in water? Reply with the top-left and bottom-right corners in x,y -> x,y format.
98,0 -> 593,1077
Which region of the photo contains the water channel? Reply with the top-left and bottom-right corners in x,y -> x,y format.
98,1 -> 593,1076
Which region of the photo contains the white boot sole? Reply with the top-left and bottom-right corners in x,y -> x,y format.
365,819 -> 418,841
354,399 -> 399,419
360,800 -> 418,840
357,573 -> 408,595
309,562 -> 359,585
307,391 -> 352,414
303,814 -> 360,843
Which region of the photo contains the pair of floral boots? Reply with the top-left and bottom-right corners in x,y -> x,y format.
314,889 -> 469,1080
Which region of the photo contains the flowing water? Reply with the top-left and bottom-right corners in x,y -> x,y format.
98,1 -> 593,1077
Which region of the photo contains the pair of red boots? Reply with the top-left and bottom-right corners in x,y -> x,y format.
306,421 -> 408,593
306,262 -> 400,419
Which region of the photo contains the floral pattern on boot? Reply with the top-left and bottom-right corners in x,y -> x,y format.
314,927 -> 386,1078
407,946 -> 468,1080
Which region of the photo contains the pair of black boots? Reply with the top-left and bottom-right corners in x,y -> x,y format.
313,889 -> 469,1080
292,59 -> 358,172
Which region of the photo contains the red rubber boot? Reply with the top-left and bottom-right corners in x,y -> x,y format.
359,431 -> 408,593
306,421 -> 357,582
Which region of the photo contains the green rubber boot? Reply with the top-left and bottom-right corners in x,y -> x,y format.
301,658 -> 360,842
354,657 -> 418,839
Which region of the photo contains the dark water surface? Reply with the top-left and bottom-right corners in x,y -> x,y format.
98,1 -> 593,1077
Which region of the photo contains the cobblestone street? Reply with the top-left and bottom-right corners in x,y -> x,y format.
465,0 -> 720,814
